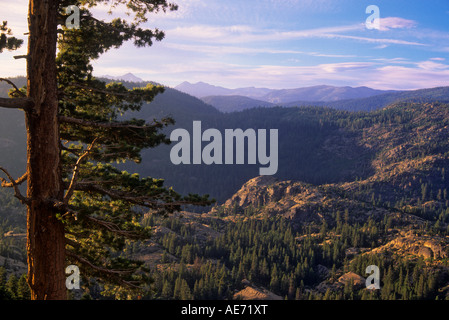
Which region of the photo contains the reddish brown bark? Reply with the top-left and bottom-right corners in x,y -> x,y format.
25,0 -> 66,300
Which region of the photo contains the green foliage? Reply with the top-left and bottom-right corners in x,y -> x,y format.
0,267 -> 30,300
51,0 -> 214,296
144,188 -> 449,301
0,21 -> 23,53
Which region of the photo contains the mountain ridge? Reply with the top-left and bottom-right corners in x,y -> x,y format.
175,81 -> 394,102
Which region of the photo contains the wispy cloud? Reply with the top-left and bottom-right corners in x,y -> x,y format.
163,42 -> 358,59
362,64 -> 449,90
167,21 -> 426,48
378,17 -> 417,31
325,34 -> 426,46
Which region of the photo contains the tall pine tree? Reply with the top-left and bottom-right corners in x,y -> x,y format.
0,0 -> 212,300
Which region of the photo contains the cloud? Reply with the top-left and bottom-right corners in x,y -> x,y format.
265,0 -> 340,12
326,34 -> 426,46
168,25 -> 257,42
163,42 -> 358,59
378,17 -> 417,31
320,62 -> 373,73
167,23 -> 365,44
167,22 -> 427,48
1,2 -> 28,34
358,59 -> 449,90
415,60 -> 449,70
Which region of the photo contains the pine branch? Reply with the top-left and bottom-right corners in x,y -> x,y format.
65,237 -> 81,250
60,144 -> 81,156
0,167 -> 29,204
49,199 -> 79,220
73,183 -> 210,210
53,198 -> 143,238
64,138 -> 98,205
86,216 -> 142,238
13,55 -> 28,60
59,115 -> 157,130
67,82 -> 137,98
66,251 -> 141,289
66,251 -> 136,276
0,78 -> 26,97
0,172 -> 27,188
73,183 -> 158,207
0,97 -> 33,110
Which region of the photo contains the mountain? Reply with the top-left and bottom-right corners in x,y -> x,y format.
175,81 -> 234,98
135,101 -> 449,301
319,86 -> 449,111
219,101 -> 449,214
201,95 -> 274,113
0,77 -> 28,178
260,85 -> 391,104
101,73 -> 144,83
175,81 -> 274,99
175,81 -> 391,103
180,80 -> 449,113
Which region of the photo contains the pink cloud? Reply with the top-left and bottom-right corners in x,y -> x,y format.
378,17 -> 417,31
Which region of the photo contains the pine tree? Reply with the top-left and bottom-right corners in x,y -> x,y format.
16,274 -> 31,300
0,22 -> 23,54
180,279 -> 192,300
161,278 -> 173,299
0,267 -> 8,300
5,274 -> 18,299
0,0 -> 212,299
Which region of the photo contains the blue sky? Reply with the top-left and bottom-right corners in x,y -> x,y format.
2,0 -> 449,90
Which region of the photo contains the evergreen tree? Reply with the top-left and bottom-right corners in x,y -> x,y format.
5,274 -> 18,299
0,267 -> 8,299
16,274 -> 31,300
0,0 -> 212,299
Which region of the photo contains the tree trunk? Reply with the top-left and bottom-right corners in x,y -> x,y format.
26,0 -> 66,300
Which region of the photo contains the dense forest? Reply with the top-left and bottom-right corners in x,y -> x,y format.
140,212 -> 448,300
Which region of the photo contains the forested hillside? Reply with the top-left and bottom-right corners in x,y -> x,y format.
2,77 -> 449,203
1,75 -> 449,300
127,101 -> 449,301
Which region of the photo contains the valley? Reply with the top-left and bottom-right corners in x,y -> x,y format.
1,76 -> 449,300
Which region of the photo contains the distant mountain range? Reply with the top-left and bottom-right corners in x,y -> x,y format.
175,81 -> 274,99
176,81 -> 391,102
201,95 -> 274,113
175,80 -> 449,113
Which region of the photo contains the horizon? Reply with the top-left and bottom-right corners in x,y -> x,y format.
1,72 -> 445,93
1,1 -> 449,90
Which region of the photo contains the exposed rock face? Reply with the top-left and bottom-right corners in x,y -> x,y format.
367,233 -> 448,259
337,272 -> 365,287
215,176 -> 394,225
233,280 -> 283,300
223,176 -> 278,209
423,240 -> 447,259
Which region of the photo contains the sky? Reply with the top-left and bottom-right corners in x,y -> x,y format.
1,0 -> 449,90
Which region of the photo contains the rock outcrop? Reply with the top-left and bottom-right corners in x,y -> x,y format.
366,232 -> 448,260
